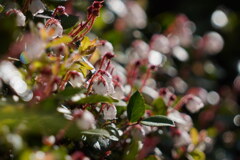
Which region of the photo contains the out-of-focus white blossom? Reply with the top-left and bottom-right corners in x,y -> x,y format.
29,0 -> 45,15
103,104 -> 117,120
130,125 -> 145,140
173,131 -> 191,147
171,77 -> 188,93
106,0 -> 127,17
0,61 -> 33,101
177,113 -> 193,132
201,31 -> 224,55
148,50 -> 166,66
6,9 -> 26,27
76,110 -> 96,130
20,36 -> 46,64
150,34 -> 170,54
124,1 -> 147,29
172,46 -> 189,62
186,95 -> 204,113
142,86 -> 159,101
127,40 -> 149,62
211,10 -> 228,28
168,14 -> 194,47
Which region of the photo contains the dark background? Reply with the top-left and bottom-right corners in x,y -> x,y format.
147,0 -> 240,87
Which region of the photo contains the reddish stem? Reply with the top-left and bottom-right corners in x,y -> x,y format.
140,67 -> 152,92
174,94 -> 191,111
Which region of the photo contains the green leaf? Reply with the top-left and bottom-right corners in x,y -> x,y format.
0,4 -> 4,13
57,87 -> 85,100
39,87 -> 85,112
59,15 -> 79,29
46,35 -> 72,47
189,149 -> 206,160
152,97 -> 167,115
0,16 -> 19,55
123,140 -> 139,160
144,155 -> 161,160
81,129 -> 118,141
140,115 -> 175,127
127,91 -> 145,123
76,94 -> 118,104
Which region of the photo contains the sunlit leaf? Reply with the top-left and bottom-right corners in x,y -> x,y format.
79,36 -> 97,55
189,149 -> 206,160
46,35 -> 72,48
190,128 -> 199,145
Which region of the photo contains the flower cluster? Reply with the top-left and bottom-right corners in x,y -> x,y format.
0,0 -> 236,160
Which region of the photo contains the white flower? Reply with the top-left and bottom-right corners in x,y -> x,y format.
29,0 -> 45,15
111,84 -> 124,99
103,104 -> 117,120
92,77 -> 109,95
69,71 -> 86,88
186,95 -> 204,113
45,18 -> 63,39
76,110 -> 96,130
20,35 -> 46,63
173,131 -> 191,147
92,71 -> 115,96
6,9 -> 26,27
97,40 -> 114,56
16,11 -> 26,27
